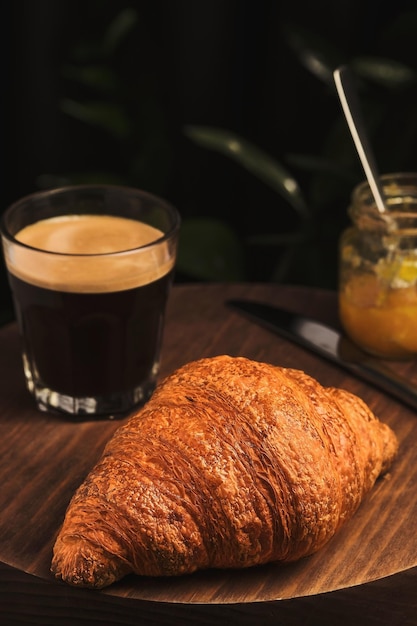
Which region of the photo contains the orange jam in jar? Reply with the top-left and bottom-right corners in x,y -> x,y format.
339,173 -> 417,359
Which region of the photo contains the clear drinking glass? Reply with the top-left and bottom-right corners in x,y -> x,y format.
1,185 -> 180,418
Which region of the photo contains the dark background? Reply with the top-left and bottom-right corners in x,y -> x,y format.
2,0 -> 417,321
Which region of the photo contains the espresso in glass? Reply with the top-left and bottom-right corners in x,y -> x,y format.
1,186 -> 180,418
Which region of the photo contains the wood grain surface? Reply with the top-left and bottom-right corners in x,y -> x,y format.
1,283 -> 417,625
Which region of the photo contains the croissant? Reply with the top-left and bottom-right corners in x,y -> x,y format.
51,355 -> 398,589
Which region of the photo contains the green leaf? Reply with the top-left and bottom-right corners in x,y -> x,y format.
66,9 -> 138,63
103,8 -> 138,55
285,153 -> 356,181
351,56 -> 417,89
282,22 -> 344,85
177,217 -> 244,281
184,126 -> 310,219
60,99 -> 131,139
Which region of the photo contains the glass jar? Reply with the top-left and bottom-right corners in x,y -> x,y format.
339,172 -> 417,359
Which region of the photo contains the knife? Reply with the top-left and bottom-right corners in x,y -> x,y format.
227,298 -> 417,411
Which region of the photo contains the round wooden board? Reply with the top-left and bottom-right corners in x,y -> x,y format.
0,283 -> 416,606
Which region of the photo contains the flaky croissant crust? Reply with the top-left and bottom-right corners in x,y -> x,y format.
51,356 -> 398,588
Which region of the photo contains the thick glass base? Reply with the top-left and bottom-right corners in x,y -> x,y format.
23,355 -> 156,419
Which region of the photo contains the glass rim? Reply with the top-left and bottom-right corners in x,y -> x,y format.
350,172 -> 417,229
0,184 -> 181,258
352,172 -> 417,201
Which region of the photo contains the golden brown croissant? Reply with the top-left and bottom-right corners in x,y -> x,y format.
51,355 -> 398,589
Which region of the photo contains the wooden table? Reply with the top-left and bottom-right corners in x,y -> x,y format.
1,283 -> 417,625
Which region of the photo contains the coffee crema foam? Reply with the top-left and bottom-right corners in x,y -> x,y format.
5,215 -> 174,293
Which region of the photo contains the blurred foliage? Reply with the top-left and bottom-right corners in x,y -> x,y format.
183,11 -> 417,286
39,6 -> 417,287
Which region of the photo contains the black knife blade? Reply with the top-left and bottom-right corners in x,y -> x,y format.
227,298 -> 417,411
